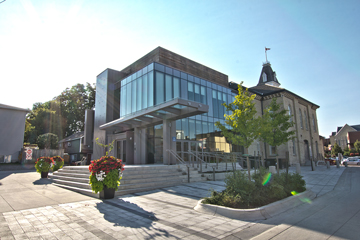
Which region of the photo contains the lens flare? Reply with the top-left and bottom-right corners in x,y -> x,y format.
291,191 -> 311,204
262,173 -> 272,186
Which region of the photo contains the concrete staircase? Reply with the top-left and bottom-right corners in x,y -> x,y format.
49,164 -> 207,198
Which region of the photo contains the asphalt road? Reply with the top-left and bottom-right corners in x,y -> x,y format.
226,166 -> 360,240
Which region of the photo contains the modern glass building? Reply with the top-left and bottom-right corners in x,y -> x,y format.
93,47 -> 242,165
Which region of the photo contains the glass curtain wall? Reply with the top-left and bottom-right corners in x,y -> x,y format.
119,62 -> 239,154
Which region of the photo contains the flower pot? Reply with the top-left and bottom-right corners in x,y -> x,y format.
41,171 -> 49,178
100,186 -> 116,199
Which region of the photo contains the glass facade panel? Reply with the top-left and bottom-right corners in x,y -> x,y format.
182,118 -> 189,140
136,77 -> 142,111
189,119 -> 195,140
132,81 -> 136,113
201,86 -> 206,104
188,82 -> 194,101
173,77 -> 180,98
194,84 -> 200,102
155,72 -> 164,105
142,74 -> 148,109
181,79 -> 188,99
148,71 -> 154,107
196,120 -> 202,140
218,91 -> 223,118
165,74 -> 172,101
212,90 -> 218,118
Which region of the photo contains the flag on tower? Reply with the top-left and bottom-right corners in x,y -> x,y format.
265,47 -> 270,51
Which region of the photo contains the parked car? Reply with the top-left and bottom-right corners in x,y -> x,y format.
342,157 -> 360,165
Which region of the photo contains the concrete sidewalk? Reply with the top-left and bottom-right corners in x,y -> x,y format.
0,165 -> 348,239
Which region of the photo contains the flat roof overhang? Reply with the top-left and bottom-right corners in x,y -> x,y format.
99,98 -> 209,131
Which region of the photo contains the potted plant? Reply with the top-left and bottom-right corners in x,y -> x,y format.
35,157 -> 54,178
52,156 -> 64,172
89,138 -> 125,199
89,156 -> 124,198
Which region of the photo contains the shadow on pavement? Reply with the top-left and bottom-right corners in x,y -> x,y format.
95,200 -> 175,239
33,178 -> 52,185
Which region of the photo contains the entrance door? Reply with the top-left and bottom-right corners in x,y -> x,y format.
176,140 -> 203,162
116,140 -> 126,163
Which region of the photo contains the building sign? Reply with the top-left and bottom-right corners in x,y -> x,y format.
172,137 -> 176,142
26,149 -> 33,160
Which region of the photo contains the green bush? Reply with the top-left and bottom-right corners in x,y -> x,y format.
37,133 -> 58,149
202,168 -> 306,209
52,156 -> 64,172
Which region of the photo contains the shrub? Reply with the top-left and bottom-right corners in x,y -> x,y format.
37,133 -> 58,149
52,156 -> 64,171
202,168 -> 306,209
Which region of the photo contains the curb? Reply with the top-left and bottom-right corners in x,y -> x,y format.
194,190 -> 316,221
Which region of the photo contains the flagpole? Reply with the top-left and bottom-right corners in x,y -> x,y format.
265,47 -> 268,62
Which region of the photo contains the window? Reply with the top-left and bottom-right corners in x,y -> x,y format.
173,77 -> 180,99
165,74 -> 172,101
312,114 -> 316,132
200,86 -> 206,104
155,72 -> 164,105
188,82 -> 194,101
288,105 -> 293,122
262,72 -> 267,82
292,139 -> 296,155
299,109 -> 303,129
270,145 -> 276,155
304,111 -> 308,130
148,71 -> 154,107
194,84 -> 200,102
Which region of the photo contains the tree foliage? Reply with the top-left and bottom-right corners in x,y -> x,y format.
259,98 -> 295,152
215,82 -> 261,152
24,83 -> 96,143
37,133 -> 59,149
354,139 -> 360,153
331,143 -> 343,156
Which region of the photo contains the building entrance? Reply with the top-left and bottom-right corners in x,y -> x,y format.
176,140 -> 204,162
116,140 -> 127,163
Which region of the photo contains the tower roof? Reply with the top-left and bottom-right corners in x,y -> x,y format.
257,62 -> 280,87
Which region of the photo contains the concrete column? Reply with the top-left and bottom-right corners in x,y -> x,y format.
163,120 -> 176,165
141,128 -> 147,164
134,127 -> 141,165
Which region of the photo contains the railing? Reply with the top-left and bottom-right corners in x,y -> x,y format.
166,149 -> 191,182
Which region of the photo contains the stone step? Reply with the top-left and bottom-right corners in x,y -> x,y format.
52,183 -> 98,198
50,174 -> 90,184
51,178 -> 92,189
50,165 -> 209,198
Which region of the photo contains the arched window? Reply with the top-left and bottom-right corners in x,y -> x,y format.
299,109 -> 303,129
288,105 -> 293,122
304,111 -> 308,130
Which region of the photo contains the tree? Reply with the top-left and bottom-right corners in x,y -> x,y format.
24,102 -> 66,143
24,83 -> 96,143
331,143 -> 343,157
354,139 -> 360,153
259,98 -> 295,174
55,83 -> 96,137
37,133 -> 59,149
215,82 -> 261,180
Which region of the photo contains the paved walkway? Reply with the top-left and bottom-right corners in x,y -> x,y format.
0,165 -> 347,239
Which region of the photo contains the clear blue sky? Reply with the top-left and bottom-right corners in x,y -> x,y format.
1,0 -> 359,138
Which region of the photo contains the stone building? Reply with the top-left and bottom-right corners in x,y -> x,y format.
90,47 -> 322,166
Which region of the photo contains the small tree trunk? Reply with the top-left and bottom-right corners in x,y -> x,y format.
276,155 -> 279,175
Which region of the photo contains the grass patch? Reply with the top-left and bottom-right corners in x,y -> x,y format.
203,168 -> 306,209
